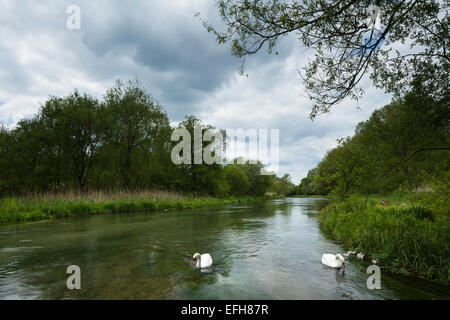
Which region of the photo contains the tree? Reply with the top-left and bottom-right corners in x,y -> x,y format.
0,80 -> 291,198
307,91 -> 449,197
298,168 -> 321,195
236,160 -> 275,196
354,92 -> 450,190
224,165 -> 250,196
38,91 -> 102,191
0,125 -> 14,195
103,79 -> 170,189
200,0 -> 449,117
272,173 -> 295,195
173,115 -> 227,196
8,117 -> 55,193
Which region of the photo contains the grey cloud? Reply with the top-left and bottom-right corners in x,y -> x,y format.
0,0 -> 393,183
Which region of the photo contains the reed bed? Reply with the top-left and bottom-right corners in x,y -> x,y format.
17,189 -> 188,204
0,190 -> 270,225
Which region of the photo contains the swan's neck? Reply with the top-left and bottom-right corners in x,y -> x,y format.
197,256 -> 201,268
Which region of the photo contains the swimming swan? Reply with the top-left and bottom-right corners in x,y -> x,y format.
322,254 -> 345,269
193,253 -> 213,268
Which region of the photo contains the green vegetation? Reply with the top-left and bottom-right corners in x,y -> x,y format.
203,0 -> 447,118
295,93 -> 449,198
0,0 -> 447,290
270,174 -> 296,196
0,190 -> 276,224
0,80 -> 293,225
319,194 -> 449,285
0,80 -> 293,200
312,93 -> 448,198
296,91 -> 449,285
296,168 -> 320,196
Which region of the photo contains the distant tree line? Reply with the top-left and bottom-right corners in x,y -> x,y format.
296,91 -> 449,197
0,80 -> 291,198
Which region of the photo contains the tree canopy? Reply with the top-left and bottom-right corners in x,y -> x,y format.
0,80 -> 283,198
297,91 -> 449,197
200,0 -> 449,117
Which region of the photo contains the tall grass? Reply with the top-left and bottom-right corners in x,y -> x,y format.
0,190 -> 271,224
18,189 -> 188,202
319,195 -> 450,285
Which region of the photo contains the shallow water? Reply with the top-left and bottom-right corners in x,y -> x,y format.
0,197 -> 448,299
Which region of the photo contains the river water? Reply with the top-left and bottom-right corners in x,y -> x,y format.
0,197 -> 448,299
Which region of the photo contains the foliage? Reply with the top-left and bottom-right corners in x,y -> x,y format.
236,160 -> 276,196
201,0 -> 449,117
300,92 -> 449,198
0,80 -> 277,199
271,173 -> 296,196
223,165 -> 251,196
0,190 -> 275,224
102,80 -> 171,189
319,195 -> 450,284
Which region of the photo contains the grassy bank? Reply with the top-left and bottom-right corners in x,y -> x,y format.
319,194 -> 450,285
0,190 -> 276,224
291,195 -> 327,198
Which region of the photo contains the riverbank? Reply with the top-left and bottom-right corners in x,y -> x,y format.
0,190 -> 279,224
291,195 -> 326,198
2,197 -> 446,299
318,194 -> 450,285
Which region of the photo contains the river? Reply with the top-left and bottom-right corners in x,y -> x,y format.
0,197 -> 448,299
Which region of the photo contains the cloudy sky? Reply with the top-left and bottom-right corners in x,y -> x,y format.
0,0 -> 393,183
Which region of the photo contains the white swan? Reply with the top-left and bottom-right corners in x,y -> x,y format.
193,253 -> 213,268
357,253 -> 365,259
322,253 -> 345,269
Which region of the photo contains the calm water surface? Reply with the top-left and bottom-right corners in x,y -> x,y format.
0,197 -> 448,299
